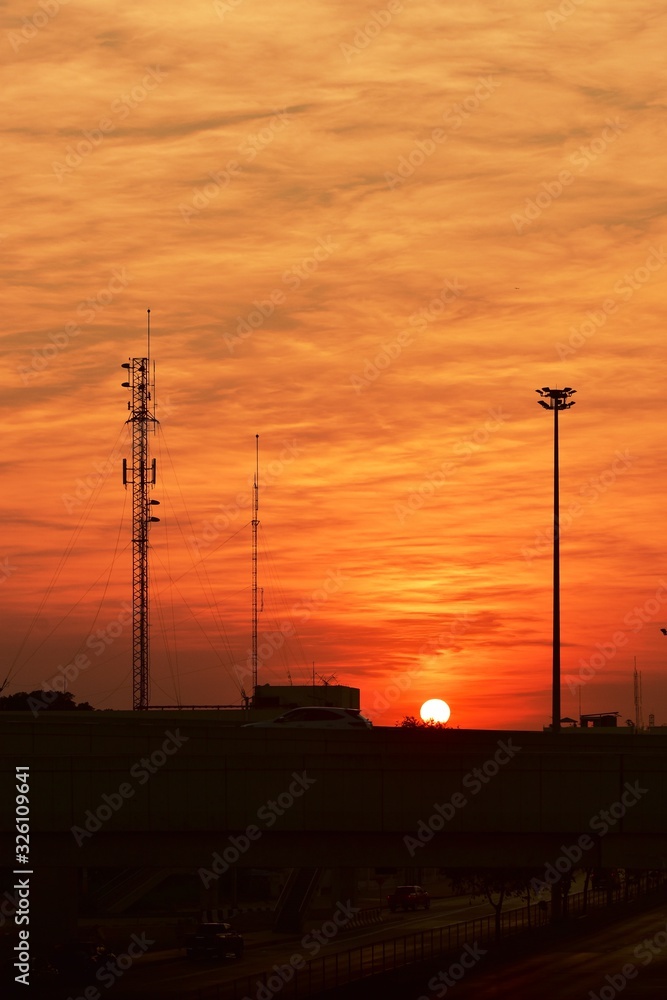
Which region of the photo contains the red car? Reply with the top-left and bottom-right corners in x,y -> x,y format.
387,885 -> 430,912
185,923 -> 244,961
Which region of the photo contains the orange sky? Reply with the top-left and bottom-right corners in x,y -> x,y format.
2,1 -> 667,728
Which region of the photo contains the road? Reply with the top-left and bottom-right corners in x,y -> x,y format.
108,894 -> 531,997
443,902 -> 667,999
43,882 -> 660,999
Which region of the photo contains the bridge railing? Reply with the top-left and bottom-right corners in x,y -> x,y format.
191,903 -> 549,1000
191,872 -> 667,1000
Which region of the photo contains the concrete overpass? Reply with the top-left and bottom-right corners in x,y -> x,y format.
1,712 -> 666,945
2,711 -> 666,868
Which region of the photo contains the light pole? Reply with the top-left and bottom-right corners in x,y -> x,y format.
536,386 -> 576,733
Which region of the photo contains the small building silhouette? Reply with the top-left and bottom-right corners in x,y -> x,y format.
579,711 -> 620,729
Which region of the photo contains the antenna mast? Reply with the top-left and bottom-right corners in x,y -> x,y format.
121,310 -> 160,710
251,434 -> 260,699
633,657 -> 643,730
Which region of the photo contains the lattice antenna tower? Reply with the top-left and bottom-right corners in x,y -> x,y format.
251,434 -> 260,697
121,310 -> 160,710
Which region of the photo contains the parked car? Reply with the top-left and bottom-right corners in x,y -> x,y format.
185,923 -> 244,961
387,885 -> 430,912
243,707 -> 373,729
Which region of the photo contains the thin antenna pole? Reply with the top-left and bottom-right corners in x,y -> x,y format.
148,309 -> 156,424
633,656 -> 643,730
251,434 -> 260,697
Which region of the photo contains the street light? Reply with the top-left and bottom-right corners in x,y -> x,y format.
535,386 -> 576,733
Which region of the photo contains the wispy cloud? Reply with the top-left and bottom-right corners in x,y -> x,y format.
2,0 -> 666,727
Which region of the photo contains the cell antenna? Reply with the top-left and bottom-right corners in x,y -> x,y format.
121,310 -> 160,710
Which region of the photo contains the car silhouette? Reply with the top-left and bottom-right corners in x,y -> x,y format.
387,885 -> 430,912
185,923 -> 243,961
243,707 -> 372,729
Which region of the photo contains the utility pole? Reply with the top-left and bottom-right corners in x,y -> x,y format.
535,386 -> 576,734
121,311 -> 160,710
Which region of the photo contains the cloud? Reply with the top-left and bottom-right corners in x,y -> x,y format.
1,0 -> 666,728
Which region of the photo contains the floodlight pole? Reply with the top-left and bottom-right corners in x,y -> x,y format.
553,400 -> 561,734
535,387 -> 576,734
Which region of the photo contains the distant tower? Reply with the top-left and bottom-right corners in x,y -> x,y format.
633,658 -> 644,730
251,434 -> 260,698
121,311 -> 160,710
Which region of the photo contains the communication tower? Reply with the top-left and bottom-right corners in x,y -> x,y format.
121,311 -> 160,710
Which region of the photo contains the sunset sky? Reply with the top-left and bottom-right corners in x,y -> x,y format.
2,1 -> 667,729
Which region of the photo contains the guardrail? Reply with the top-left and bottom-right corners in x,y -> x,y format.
191,872 -> 667,1000
346,905 -> 382,930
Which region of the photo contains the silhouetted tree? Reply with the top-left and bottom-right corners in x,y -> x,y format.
397,715 -> 450,729
447,867 -> 542,939
0,690 -> 94,712
531,864 -> 582,918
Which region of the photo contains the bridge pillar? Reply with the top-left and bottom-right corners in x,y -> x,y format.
198,869 -> 220,919
32,866 -> 79,951
330,867 -> 357,910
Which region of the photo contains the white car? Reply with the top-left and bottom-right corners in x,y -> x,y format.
243,707 -> 373,729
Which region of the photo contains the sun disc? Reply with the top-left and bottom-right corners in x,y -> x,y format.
420,698 -> 451,723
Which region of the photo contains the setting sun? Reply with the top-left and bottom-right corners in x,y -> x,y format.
420,699 -> 451,724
